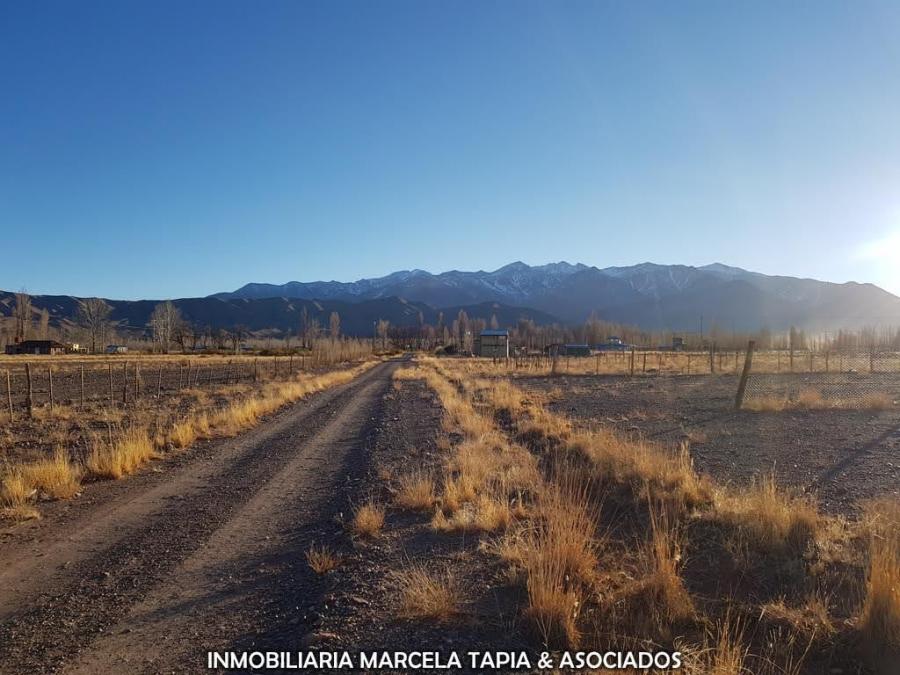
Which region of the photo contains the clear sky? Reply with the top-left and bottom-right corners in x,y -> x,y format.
2,1 -> 900,299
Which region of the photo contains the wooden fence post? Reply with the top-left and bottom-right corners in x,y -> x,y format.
157,365 -> 163,399
642,352 -> 647,373
709,344 -> 715,374
25,363 -> 33,419
80,365 -> 85,408
629,348 -> 635,377
122,362 -> 128,404
108,363 -> 114,407
48,366 -> 54,412
135,363 -> 141,397
734,340 -> 756,410
6,369 -> 13,423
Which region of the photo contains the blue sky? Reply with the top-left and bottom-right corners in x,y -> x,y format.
2,1 -> 900,299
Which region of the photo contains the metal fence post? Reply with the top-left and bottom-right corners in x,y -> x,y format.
734,340 -> 756,410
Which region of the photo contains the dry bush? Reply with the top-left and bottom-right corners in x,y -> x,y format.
352,501 -> 385,537
306,543 -> 341,574
395,470 -> 436,510
86,427 -> 157,479
20,450 -> 81,500
396,565 -> 461,621
714,474 -> 819,555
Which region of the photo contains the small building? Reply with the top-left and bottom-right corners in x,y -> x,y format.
562,343 -> 591,357
474,329 -> 509,358
105,344 -> 129,354
5,340 -> 67,355
595,336 -> 629,352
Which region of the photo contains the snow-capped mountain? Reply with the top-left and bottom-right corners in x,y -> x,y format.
212,262 -> 900,331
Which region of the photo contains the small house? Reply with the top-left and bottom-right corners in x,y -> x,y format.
4,340 -> 67,355
105,344 -> 129,354
475,329 -> 509,358
562,344 -> 591,357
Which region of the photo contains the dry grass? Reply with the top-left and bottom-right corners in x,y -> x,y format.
859,499 -> 900,659
19,450 -> 81,500
86,427 -> 158,479
0,469 -> 40,520
306,543 -> 342,574
169,418 -> 198,449
396,565 -> 461,621
714,474 -> 819,554
394,470 -> 436,510
745,389 -> 896,412
402,358 -> 897,670
352,501 -> 385,537
642,498 -> 695,626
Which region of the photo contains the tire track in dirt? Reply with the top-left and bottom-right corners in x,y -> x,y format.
0,359 -> 401,674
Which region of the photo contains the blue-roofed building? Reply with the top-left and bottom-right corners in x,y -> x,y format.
475,329 -> 509,358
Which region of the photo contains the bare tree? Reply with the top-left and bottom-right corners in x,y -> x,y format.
230,325 -> 248,354
13,291 -> 32,341
299,306 -> 310,349
38,308 -> 50,339
76,298 -> 112,353
329,311 -> 341,339
149,301 -> 182,354
377,319 -> 390,349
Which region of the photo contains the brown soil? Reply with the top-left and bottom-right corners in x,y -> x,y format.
518,373 -> 900,515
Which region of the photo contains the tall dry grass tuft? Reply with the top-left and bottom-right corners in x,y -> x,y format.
86,427 -> 157,479
169,418 -> 198,449
306,543 -> 342,574
859,499 -> 900,660
643,497 -> 694,626
714,474 -> 819,555
352,501 -> 385,537
395,470 -> 436,510
0,469 -> 40,520
396,565 -> 461,621
20,450 -> 81,500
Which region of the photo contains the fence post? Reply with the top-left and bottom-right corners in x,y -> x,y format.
709,344 -> 715,374
108,363 -> 113,407
122,362 -> 128,405
135,363 -> 141,397
25,363 -> 33,419
6,369 -> 13,423
642,351 -> 647,373
48,366 -> 54,412
734,340 -> 756,410
629,348 -> 635,377
80,365 -> 85,408
157,365 -> 163,399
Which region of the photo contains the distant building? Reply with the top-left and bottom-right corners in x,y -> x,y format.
474,329 -> 509,358
105,344 -> 129,354
5,340 -> 67,355
595,336 -> 629,352
562,344 -> 591,357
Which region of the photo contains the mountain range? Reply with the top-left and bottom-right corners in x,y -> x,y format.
3,262 -> 898,338
213,261 -> 900,332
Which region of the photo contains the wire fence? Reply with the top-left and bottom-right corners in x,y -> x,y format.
1,355 -> 313,419
743,350 -> 900,407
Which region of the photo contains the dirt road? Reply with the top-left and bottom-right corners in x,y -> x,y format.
0,359 -> 402,674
